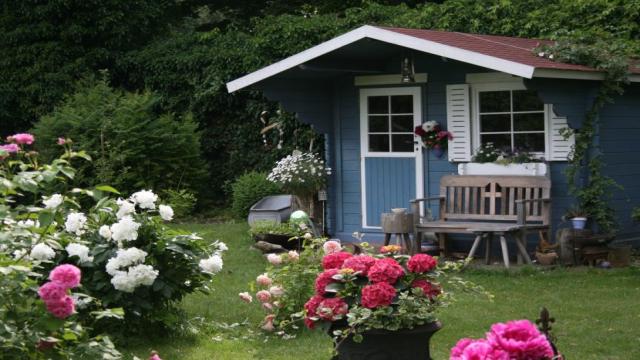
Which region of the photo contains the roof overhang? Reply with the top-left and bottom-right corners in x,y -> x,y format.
227,25 -> 638,93
227,25 -> 537,93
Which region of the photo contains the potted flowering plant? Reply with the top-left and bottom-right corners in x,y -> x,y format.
562,206 -> 589,230
459,143 -> 547,176
303,244 -> 470,360
414,121 -> 453,158
267,150 -> 332,217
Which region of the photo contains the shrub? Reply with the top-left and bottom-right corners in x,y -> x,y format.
32,75 -> 208,203
162,188 -> 197,219
231,171 -> 281,219
1,133 -> 226,335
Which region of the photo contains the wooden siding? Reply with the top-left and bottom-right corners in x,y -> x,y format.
364,158 -> 416,227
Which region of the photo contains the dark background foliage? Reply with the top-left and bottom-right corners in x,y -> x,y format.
2,0 -> 639,207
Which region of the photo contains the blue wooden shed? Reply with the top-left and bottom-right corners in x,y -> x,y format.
227,25 -> 640,244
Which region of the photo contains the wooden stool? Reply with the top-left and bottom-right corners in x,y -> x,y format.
381,212 -> 414,254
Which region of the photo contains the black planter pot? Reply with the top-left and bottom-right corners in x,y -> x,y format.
332,322 -> 442,360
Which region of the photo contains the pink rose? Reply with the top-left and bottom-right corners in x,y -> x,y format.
45,295 -> 75,319
256,273 -> 272,287
269,286 -> 284,297
322,240 -> 342,254
315,269 -> 339,295
487,320 -> 554,359
0,144 -> 20,158
57,137 -> 67,145
49,264 -> 81,289
367,258 -> 404,284
266,253 -> 282,265
149,351 -> 162,360
322,251 -> 352,270
261,314 -> 276,332
361,282 -> 396,308
341,255 -> 377,275
450,339 -> 509,360
411,279 -> 441,300
316,297 -> 348,321
256,290 -> 271,303
238,292 -> 253,303
7,133 -> 34,145
38,281 -> 68,302
287,250 -> 299,261
407,254 -> 437,273
262,302 -> 274,311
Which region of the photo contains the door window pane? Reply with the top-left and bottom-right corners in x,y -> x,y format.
480,114 -> 510,132
513,90 -> 543,111
391,134 -> 414,152
391,115 -> 413,132
514,113 -> 544,131
369,134 -> 389,152
368,96 -> 388,114
479,91 -> 510,112
514,133 -> 545,152
391,95 -> 412,114
368,116 -> 388,132
480,134 -> 511,151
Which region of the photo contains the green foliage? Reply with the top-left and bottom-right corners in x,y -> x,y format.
231,172 -> 282,219
248,221 -> 308,237
161,189 -> 197,219
471,143 -> 542,164
32,76 -> 208,201
1,137 -> 226,336
632,207 -> 640,222
538,34 -> 630,233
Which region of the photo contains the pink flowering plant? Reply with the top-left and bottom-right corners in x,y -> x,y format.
450,319 -> 559,360
1,134 -> 226,335
304,244 -> 484,343
414,120 -> 453,151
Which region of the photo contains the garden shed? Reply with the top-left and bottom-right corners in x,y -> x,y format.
227,25 -> 640,244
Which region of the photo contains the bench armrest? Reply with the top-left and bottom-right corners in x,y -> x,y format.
410,196 -> 445,204
515,198 -> 551,204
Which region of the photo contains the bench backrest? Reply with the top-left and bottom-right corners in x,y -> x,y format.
439,175 -> 551,224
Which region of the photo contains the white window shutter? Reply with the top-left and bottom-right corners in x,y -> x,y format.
547,105 -> 574,161
446,84 -> 472,162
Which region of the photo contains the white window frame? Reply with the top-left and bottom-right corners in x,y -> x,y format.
359,87 -> 422,158
471,82 -> 549,160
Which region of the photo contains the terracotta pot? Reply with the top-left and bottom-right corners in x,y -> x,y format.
332,322 -> 442,360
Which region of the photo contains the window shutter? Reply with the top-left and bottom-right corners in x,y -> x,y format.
446,84 -> 472,162
547,105 -> 574,161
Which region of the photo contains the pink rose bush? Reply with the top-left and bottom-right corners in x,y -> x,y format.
304,248 -> 454,342
450,320 -> 556,360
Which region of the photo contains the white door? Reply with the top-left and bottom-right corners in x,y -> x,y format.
359,87 -> 424,228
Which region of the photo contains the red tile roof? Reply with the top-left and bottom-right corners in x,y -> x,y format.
380,26 -> 640,75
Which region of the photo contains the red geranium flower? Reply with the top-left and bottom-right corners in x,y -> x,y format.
361,282 -> 397,308
411,279 -> 441,299
341,255 -> 376,275
315,268 -> 339,295
407,254 -> 437,273
367,258 -> 405,284
322,251 -> 353,270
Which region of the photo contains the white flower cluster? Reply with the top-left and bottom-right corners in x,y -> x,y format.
198,240 -> 228,274
421,120 -> 439,132
114,190 -> 173,221
116,198 -> 135,219
110,216 -> 141,242
42,194 -> 63,209
131,190 -> 158,210
106,247 -> 158,293
65,212 -> 87,235
159,204 -> 173,221
266,151 -> 332,185
66,243 -> 93,263
30,243 -> 55,261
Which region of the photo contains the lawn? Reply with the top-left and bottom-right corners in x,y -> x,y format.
123,222 -> 640,359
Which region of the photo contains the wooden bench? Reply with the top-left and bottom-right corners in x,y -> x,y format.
410,175 -> 551,267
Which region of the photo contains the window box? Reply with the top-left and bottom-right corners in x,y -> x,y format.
457,162 -> 547,176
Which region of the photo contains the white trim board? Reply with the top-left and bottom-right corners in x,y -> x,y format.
355,73 -> 428,86
227,25 -> 536,93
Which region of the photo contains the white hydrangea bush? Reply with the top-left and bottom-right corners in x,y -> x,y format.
267,151 -> 331,197
1,143 -> 227,329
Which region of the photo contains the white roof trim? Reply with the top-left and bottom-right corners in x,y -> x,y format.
226,25 -> 536,93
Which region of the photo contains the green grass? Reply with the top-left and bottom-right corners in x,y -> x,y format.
123,222 -> 640,359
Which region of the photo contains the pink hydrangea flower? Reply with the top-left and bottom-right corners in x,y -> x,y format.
487,320 -> 554,359
256,290 -> 271,303
361,282 -> 396,308
38,281 -> 68,302
450,338 -> 509,360
49,264 -> 81,289
367,258 -> 405,284
321,251 -> 352,270
315,268 -> 339,295
7,133 -> 34,145
45,295 -> 75,319
316,297 -> 348,321
0,143 -> 19,155
341,255 -> 377,275
407,253 -> 438,273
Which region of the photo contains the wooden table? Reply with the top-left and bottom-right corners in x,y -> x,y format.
381,212 -> 415,254
466,224 -> 537,268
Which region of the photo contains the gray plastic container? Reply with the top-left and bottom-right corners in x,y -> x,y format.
248,195 -> 300,226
